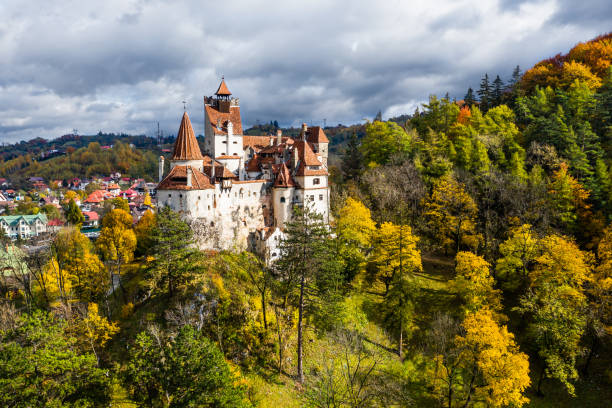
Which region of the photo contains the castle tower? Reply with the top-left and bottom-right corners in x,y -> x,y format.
203,79 -> 244,161
171,112 -> 205,172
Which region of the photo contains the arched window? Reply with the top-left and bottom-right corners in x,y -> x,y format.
280,197 -> 286,203
313,178 -> 320,185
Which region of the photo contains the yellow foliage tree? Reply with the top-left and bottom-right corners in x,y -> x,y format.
455,309 -> 531,407
424,175 -> 481,254
143,192 -> 152,207
75,303 -> 119,365
52,227 -> 108,303
336,197 -> 376,281
96,209 -> 137,278
134,209 -> 156,255
496,224 -> 540,291
369,222 -> 421,295
452,252 -> 501,315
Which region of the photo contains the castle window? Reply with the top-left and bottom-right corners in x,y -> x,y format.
313,178 -> 320,185
280,197 -> 286,203
198,196 -> 201,200
253,192 -> 257,197
309,195 -> 314,201
319,194 -> 323,201
222,141 -> 227,144
208,205 -> 210,210
233,141 -> 237,144
179,194 -> 182,198
168,194 -> 172,198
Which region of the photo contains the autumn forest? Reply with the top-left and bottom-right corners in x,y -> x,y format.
1,33 -> 612,407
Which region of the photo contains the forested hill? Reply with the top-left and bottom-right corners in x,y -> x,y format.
1,33 -> 612,408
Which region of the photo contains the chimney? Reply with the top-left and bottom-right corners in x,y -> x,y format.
158,156 -> 165,182
186,167 -> 192,187
276,129 -> 282,145
300,123 -> 307,140
292,146 -> 299,169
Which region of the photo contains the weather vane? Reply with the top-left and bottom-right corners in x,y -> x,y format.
182,100 -> 187,111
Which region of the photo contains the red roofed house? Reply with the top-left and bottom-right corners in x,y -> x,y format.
82,211 -> 99,228
157,79 -> 329,261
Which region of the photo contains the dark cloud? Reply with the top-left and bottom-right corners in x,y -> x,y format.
0,0 -> 611,142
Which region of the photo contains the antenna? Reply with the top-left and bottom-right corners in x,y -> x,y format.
157,122 -> 161,146
323,118 -> 327,128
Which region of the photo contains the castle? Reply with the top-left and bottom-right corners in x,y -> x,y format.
157,79 -> 330,260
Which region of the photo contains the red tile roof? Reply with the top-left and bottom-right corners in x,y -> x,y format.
158,165 -> 214,190
205,105 -> 243,135
172,112 -> 205,161
306,126 -> 329,143
243,135 -> 273,149
274,163 -> 296,187
215,79 -> 232,95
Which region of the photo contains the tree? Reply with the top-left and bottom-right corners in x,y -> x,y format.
428,310 -> 530,408
134,209 -> 156,256
492,75 -> 504,107
452,252 -> 501,315
0,311 -> 112,407
517,234 -> 591,395
369,222 -> 421,295
111,197 -> 130,212
124,325 -> 251,407
478,73 -> 491,112
547,162 -> 590,232
65,198 -> 84,226
336,197 -> 376,282
361,121 -> 412,166
275,205 -> 342,383
39,227 -> 107,304
424,175 -> 481,254
341,132 -> 364,180
96,209 -> 137,290
464,88 -> 476,107
455,309 -> 530,407
73,303 -> 119,365
496,224 -> 540,291
145,206 -> 201,298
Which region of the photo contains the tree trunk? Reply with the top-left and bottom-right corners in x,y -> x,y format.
262,290 -> 268,330
463,364 -> 477,408
537,365 -> 545,396
274,304 -> 283,375
297,272 -> 305,383
582,336 -> 598,377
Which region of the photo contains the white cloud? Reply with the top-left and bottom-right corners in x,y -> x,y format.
0,0 -> 610,141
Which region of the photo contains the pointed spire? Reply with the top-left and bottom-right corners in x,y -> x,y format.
215,77 -> 232,96
172,112 -> 204,160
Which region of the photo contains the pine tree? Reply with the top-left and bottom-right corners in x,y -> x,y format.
492,75 -> 504,107
341,132 -> 364,180
275,205 -> 341,383
464,87 -> 476,106
478,73 -> 491,113
510,65 -> 522,87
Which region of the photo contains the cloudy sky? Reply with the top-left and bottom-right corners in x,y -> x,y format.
0,0 -> 610,142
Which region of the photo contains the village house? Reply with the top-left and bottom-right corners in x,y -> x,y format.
0,214 -> 48,240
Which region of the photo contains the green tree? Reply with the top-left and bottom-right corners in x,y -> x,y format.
276,205 -> 342,383
341,132 -> 364,180
124,325 -> 251,407
145,207 -> 200,298
0,311 -> 112,407
65,198 -> 84,227
517,234 -> 591,395
478,73 -> 491,112
424,175 -> 481,254
361,121 -> 412,166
